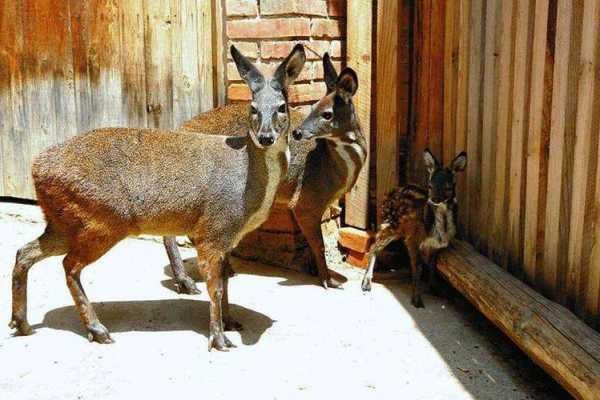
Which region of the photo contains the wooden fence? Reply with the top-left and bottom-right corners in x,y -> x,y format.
0,0 -> 221,199
437,0 -> 600,328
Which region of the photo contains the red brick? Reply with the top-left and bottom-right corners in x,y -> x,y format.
313,60 -> 342,79
261,0 -> 328,16
289,82 -> 327,103
310,18 -> 344,38
260,40 -> 339,60
225,0 -> 258,16
327,0 -> 346,17
228,84 -> 252,101
227,41 -> 259,59
228,61 -> 317,83
227,18 -> 311,39
339,227 -> 372,252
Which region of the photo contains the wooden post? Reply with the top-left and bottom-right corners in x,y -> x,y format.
437,241 -> 600,400
345,0 -> 372,229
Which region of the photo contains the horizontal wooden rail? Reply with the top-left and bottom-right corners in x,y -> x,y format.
437,241 -> 600,400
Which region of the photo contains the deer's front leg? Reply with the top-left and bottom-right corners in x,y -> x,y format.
201,248 -> 235,351
164,236 -> 200,294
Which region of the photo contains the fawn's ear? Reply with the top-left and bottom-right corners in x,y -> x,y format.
231,45 -> 265,93
323,53 -> 338,93
336,68 -> 358,102
451,151 -> 467,172
272,44 -> 306,91
423,148 -> 439,174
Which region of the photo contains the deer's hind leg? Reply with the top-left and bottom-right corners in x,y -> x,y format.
405,235 -> 424,308
361,224 -> 399,292
10,225 -> 68,336
63,228 -> 125,344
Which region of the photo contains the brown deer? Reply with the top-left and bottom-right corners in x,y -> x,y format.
361,149 -> 467,308
164,54 -> 367,292
9,44 -> 306,351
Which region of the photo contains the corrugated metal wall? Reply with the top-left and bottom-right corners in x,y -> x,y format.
0,0 -> 217,198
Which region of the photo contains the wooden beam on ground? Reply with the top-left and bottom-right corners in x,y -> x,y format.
345,0 -> 372,229
437,241 -> 600,400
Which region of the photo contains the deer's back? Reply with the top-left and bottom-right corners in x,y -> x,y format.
32,128 -> 251,236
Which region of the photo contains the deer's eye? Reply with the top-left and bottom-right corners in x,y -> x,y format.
250,105 -> 258,115
322,111 -> 333,120
278,104 -> 286,113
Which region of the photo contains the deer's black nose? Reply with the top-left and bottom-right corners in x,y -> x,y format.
292,129 -> 302,140
259,136 -> 275,146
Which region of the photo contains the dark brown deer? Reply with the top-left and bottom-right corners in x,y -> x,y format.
361,149 -> 467,308
164,54 -> 367,292
9,44 -> 306,351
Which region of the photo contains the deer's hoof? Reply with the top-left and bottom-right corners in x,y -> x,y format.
9,318 -> 34,336
208,333 -> 236,352
174,276 -> 201,295
361,277 -> 372,292
87,322 -> 114,344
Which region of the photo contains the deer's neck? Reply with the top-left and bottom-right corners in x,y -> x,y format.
326,128 -> 367,195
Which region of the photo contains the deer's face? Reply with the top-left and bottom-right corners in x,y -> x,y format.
292,54 -> 358,142
423,149 -> 467,205
230,44 -> 306,148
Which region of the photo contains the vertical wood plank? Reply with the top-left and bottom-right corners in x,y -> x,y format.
0,0 -> 26,196
544,0 -> 574,296
479,0 -> 499,253
523,0 -> 550,284
345,0 -> 372,229
70,1 -> 93,133
143,0 -> 173,128
442,0 -> 456,166
197,0 -> 214,111
465,0 -> 485,242
429,0 -> 445,162
375,0 -> 398,225
211,0 -> 225,106
89,0 -> 124,128
507,0 -> 534,272
566,0 -> 600,312
454,0 -> 470,235
171,0 -> 201,126
490,0 -> 515,265
120,0 -> 148,127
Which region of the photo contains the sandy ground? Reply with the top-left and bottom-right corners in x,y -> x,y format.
0,203 -> 570,400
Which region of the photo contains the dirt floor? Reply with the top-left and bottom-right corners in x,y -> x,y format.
0,202 -> 570,400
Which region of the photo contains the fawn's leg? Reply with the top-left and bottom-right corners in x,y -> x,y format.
200,246 -> 235,351
406,236 -> 424,308
221,256 -> 242,331
163,236 -> 200,294
361,224 -> 398,292
10,225 -> 68,336
294,213 -> 341,289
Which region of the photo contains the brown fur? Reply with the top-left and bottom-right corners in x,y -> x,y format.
10,45 -> 306,351
165,57 -> 367,290
361,150 -> 467,308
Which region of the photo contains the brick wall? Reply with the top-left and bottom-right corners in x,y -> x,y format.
224,0 -> 346,108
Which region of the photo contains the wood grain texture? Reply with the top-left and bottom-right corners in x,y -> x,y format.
523,0 -> 550,283
375,0 -> 398,225
489,0 -> 514,266
566,0 -> 600,313
344,0 -> 372,229
442,0 -> 456,166
507,0 -> 533,272
437,241 -> 600,400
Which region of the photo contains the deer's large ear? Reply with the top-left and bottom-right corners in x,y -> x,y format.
231,45 -> 264,93
423,148 -> 439,174
336,68 -> 358,102
272,44 -> 306,91
451,151 -> 467,172
323,53 -> 338,93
